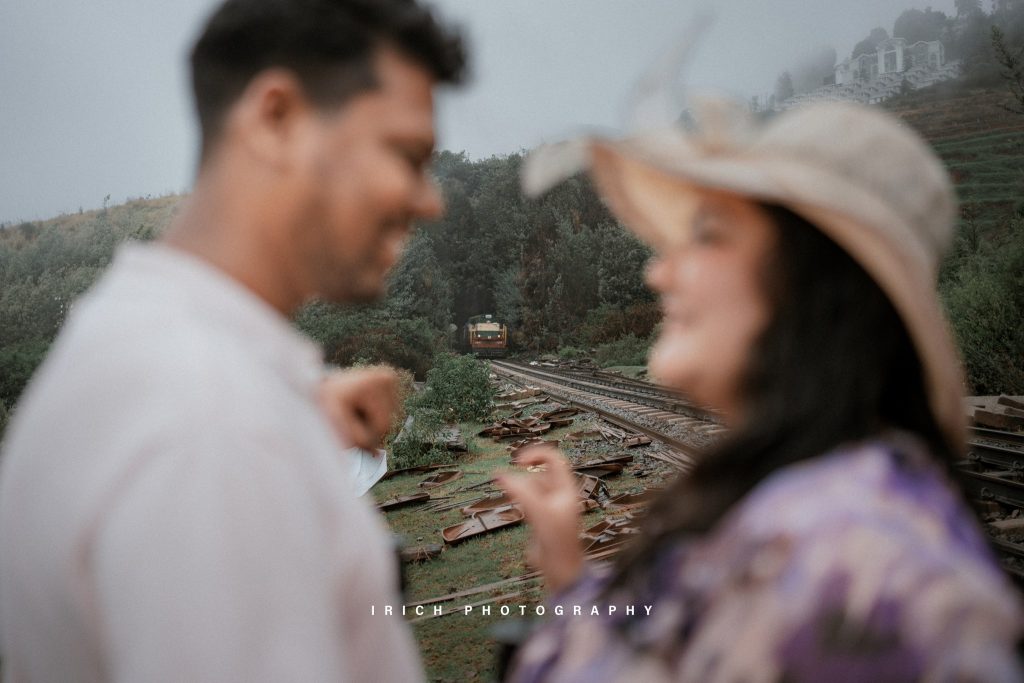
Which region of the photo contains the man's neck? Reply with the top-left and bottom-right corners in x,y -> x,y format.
161,183 -> 307,318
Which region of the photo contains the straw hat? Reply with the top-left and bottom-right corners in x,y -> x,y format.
522,99 -> 966,449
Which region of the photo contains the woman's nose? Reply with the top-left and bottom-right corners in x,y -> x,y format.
645,256 -> 670,292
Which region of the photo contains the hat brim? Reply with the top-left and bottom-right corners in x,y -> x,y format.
584,139 -> 966,450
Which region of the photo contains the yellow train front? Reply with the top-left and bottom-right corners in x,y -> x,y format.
465,314 -> 509,357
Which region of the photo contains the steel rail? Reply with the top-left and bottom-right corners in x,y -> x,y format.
494,360 -> 717,423
969,426 -> 1024,447
491,361 -> 699,469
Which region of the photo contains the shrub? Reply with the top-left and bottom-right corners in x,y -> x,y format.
579,301 -> 661,346
0,399 -> 9,441
416,353 -> 493,422
593,333 -> 651,368
943,223 -> 1024,394
296,305 -> 442,380
388,403 -> 448,470
0,339 -> 50,408
557,345 -> 587,360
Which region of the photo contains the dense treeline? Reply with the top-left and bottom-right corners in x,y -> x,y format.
0,154 -> 658,433
0,201 -> 171,433
298,150 -> 657,373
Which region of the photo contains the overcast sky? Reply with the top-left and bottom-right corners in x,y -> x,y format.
0,0 -> 956,223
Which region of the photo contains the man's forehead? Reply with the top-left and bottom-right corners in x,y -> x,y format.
363,48 -> 436,136
374,47 -> 436,103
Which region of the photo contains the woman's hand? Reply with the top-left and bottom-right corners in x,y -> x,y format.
496,446 -> 585,593
317,367 -> 399,451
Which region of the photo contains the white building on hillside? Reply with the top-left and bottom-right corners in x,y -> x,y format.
766,38 -> 958,111
834,38 -> 945,85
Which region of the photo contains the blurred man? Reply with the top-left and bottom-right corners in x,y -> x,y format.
0,1 -> 464,680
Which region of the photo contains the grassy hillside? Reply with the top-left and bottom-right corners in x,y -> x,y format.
887,83 -> 1024,142
883,79 -> 1024,233
934,130 -> 1024,231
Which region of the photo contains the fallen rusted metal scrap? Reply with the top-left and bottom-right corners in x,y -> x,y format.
478,417 -> 553,440
377,492 -> 431,511
442,505 -> 525,545
536,406 -> 580,428
460,491 -> 513,516
381,462 -> 457,480
573,463 -> 626,478
580,513 -> 642,553
973,396 -> 1024,430
418,470 -> 463,488
460,490 -> 597,516
494,397 -> 549,414
576,473 -> 610,505
571,453 -> 634,479
605,489 -> 660,512
597,422 -> 652,447
495,388 -> 543,402
565,429 -> 604,442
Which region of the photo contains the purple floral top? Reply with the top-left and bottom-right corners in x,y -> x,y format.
507,434 -> 1024,682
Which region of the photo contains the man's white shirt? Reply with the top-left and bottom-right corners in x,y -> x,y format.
0,242 -> 422,682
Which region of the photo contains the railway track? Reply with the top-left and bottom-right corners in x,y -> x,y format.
490,360 -> 727,470
494,361 -> 718,423
952,426 -> 1024,582
493,360 -> 1024,581
498,362 -> 1024,587
961,426 -> 1024,509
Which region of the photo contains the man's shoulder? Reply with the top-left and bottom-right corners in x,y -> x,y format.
9,273 -> 286,456
41,291 -> 245,401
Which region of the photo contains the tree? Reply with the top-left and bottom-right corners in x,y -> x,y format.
493,267 -> 524,329
852,27 -> 889,59
385,230 -> 453,331
992,25 -> 1024,113
774,71 -> 795,103
956,0 -> 983,17
893,8 -> 948,45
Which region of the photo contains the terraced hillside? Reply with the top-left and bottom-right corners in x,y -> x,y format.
888,86 -> 1024,142
887,83 -> 1024,231
934,130 -> 1024,230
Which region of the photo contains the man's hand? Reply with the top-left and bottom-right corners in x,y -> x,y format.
317,367 -> 400,451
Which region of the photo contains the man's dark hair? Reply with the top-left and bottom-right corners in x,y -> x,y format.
190,0 -> 466,159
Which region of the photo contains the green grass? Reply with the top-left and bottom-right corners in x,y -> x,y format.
370,410 -> 661,681
371,420 -> 537,681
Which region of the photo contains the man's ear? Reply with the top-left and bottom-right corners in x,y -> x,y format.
227,68 -> 315,172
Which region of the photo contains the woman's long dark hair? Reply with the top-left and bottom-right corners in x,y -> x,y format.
608,203 -> 958,590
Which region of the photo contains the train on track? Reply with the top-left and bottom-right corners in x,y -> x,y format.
463,314 -> 509,357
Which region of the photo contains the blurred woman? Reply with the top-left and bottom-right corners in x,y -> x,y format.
498,101 -> 1023,682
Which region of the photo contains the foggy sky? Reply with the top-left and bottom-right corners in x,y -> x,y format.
0,0 -> 956,223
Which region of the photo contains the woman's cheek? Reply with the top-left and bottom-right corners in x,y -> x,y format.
648,326 -> 696,389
